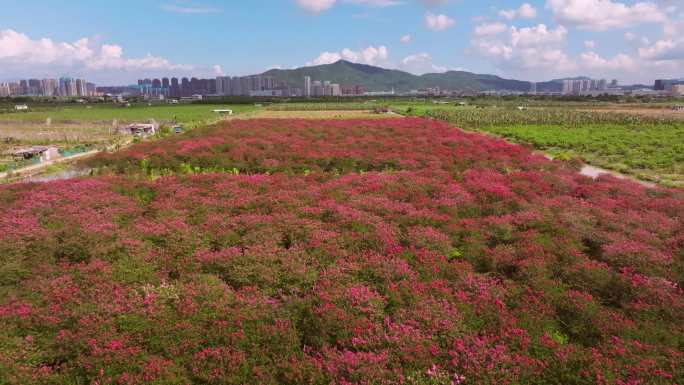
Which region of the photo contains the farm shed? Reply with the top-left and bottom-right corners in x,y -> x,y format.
12,146 -> 60,162
122,123 -> 158,137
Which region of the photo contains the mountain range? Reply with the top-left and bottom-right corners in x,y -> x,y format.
261,60 -> 565,93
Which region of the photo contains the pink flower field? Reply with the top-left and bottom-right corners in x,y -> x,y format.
1,118 -> 683,384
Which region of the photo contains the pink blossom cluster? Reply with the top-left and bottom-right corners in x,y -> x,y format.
0,118 -> 682,384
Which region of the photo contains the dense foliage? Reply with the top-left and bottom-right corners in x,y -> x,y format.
417,108 -> 678,129
86,118 -> 564,175
413,108 -> 684,187
2,118 -> 683,384
486,123 -> 684,186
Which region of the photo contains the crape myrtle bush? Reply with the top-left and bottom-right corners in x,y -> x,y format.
0,118 -> 683,385
86,118 -> 570,175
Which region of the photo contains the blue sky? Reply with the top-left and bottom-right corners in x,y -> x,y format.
1,0 -> 682,84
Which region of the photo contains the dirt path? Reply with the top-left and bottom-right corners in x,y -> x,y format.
1,139 -> 132,181
0,150 -> 98,180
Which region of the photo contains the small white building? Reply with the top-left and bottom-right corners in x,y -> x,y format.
180,95 -> 203,102
213,109 -> 233,116
14,104 -> 29,111
122,123 -> 158,137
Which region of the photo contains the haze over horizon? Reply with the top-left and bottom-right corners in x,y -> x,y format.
1,0 -> 683,85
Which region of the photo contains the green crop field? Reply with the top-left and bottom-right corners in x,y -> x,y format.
486,123 -> 684,186
0,103 -> 256,126
0,103 -> 257,173
402,105 -> 684,187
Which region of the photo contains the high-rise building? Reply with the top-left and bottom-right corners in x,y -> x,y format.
304,76 -> 312,97
207,78 -> 217,95
561,78 -> 609,95
58,77 -> 77,97
28,79 -> 41,95
170,78 -> 180,97
216,76 -> 232,95
0,77 -> 94,97
0,83 -> 10,97
86,82 -> 97,96
598,79 -> 607,91
19,80 -> 29,95
41,79 -> 57,96
181,78 -> 190,96
190,77 -> 200,95
75,79 -> 88,96
654,79 -> 684,91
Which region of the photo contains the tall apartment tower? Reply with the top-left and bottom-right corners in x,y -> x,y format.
304,76 -> 312,97
170,78 -> 180,97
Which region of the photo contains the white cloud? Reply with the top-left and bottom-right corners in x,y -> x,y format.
510,24 -> 567,47
399,52 -> 450,74
471,23 -> 575,74
0,29 -> 193,83
546,0 -> 668,31
400,34 -> 412,44
295,0 -> 403,13
580,51 -> 637,70
348,0 -> 403,6
518,3 -> 538,18
498,10 -> 517,20
474,22 -> 508,37
308,45 -> 389,66
161,4 -> 222,14
425,12 -> 455,31
638,38 -> 684,60
308,51 -> 342,65
213,64 -> 225,76
470,15 -> 684,83
421,0 -> 449,5
499,3 -> 538,20
296,0 -> 337,13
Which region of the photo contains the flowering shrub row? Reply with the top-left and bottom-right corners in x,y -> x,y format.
1,118 -> 683,384
86,118 -> 571,175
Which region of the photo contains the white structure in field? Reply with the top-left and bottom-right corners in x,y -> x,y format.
122,123 -> 158,137
213,109 -> 233,115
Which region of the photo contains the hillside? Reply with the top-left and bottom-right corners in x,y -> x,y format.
262,60 -> 563,92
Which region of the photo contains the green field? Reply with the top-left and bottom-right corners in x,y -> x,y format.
394,105 -> 684,187
0,103 -> 257,173
0,103 -> 256,126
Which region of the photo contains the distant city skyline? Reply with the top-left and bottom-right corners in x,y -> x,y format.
0,77 -> 96,97
1,1 -> 683,84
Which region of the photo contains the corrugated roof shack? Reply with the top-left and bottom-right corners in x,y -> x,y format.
120,122 -> 159,137
12,146 -> 60,162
